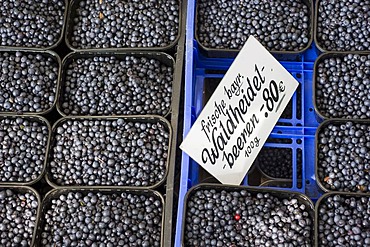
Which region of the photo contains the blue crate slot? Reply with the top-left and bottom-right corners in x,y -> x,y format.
192,63 -> 318,127
175,1 -> 322,246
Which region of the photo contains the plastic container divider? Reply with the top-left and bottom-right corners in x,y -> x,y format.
176,0 -> 323,245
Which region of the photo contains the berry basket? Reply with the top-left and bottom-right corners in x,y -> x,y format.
182,184 -> 315,246
195,0 -> 314,57
0,0 -> 68,50
56,51 -> 175,117
45,115 -> 172,189
65,0 -> 182,52
314,0 -> 370,52
315,119 -> 370,193
315,192 -> 370,246
313,52 -> 370,120
0,115 -> 51,186
34,188 -> 164,246
0,50 -> 61,115
0,185 -> 41,247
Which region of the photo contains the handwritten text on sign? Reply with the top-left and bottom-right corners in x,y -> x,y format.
180,36 -> 299,185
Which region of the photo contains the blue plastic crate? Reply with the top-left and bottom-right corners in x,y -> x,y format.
175,1 -> 323,246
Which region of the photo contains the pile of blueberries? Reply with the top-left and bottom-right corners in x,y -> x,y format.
0,51 -> 59,113
185,188 -> 313,246
316,54 -> 370,118
49,118 -> 169,187
0,188 -> 39,247
0,117 -> 49,183
0,0 -> 66,48
317,121 -> 370,192
317,194 -> 370,246
197,0 -> 311,51
257,147 -> 302,179
70,0 -> 179,49
40,191 -> 163,246
316,0 -> 370,51
60,55 -> 173,116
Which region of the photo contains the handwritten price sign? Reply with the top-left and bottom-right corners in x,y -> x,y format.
180,36 -> 299,185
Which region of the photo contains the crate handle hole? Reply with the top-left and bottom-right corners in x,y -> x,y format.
277,130 -> 282,134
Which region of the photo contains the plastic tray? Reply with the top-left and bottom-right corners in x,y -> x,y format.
56,51 -> 175,117
195,0 -> 314,58
45,115 -> 172,189
65,0 -> 182,52
314,0 -> 370,53
315,192 -> 370,246
181,183 -> 315,245
0,50 -> 61,115
0,0 -> 68,50
185,128 -> 321,193
315,119 -> 370,193
0,185 -> 41,247
34,187 -> 164,246
0,115 -> 51,186
313,52 -> 370,120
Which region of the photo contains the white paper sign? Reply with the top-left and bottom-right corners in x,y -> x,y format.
180,36 -> 299,185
